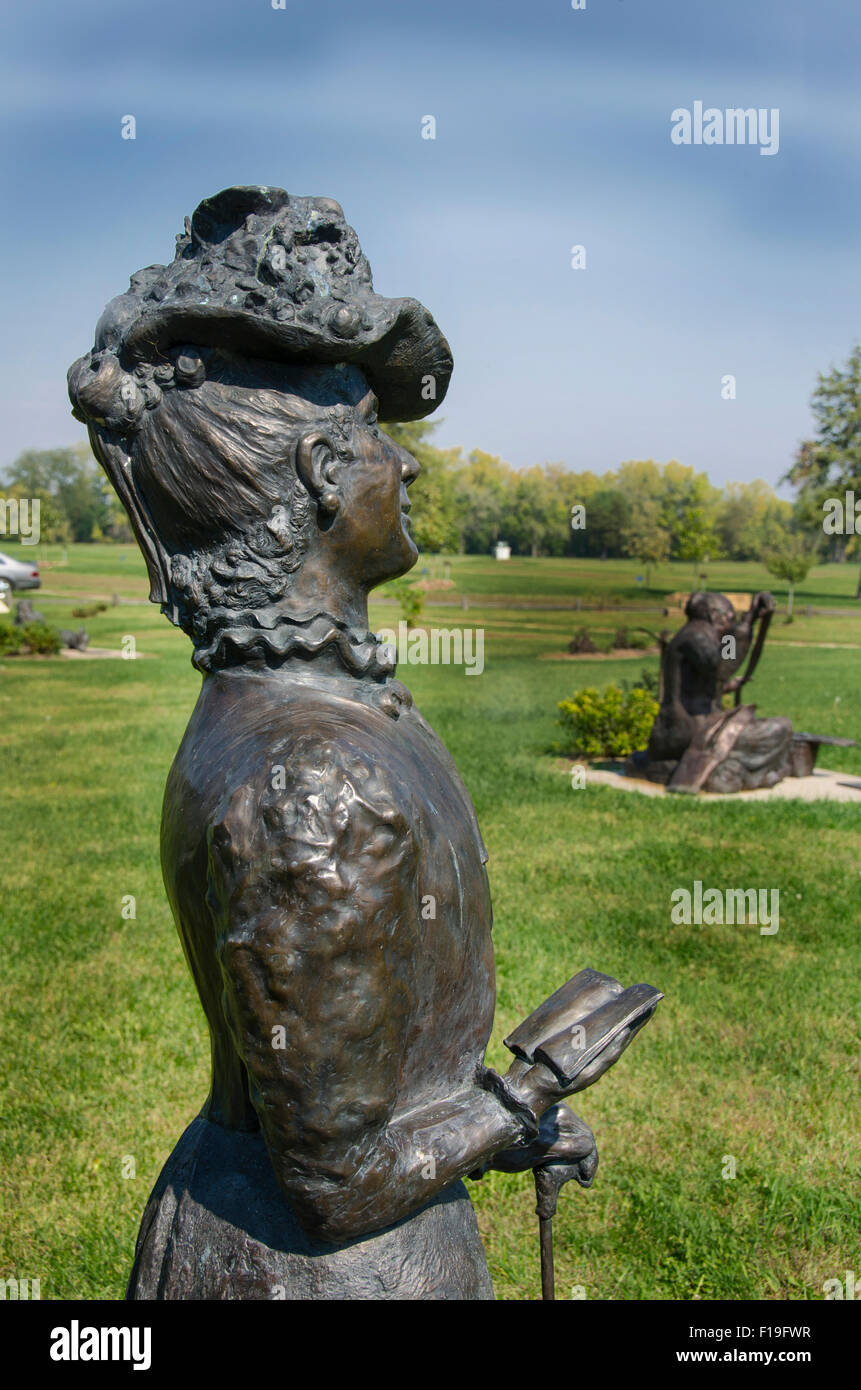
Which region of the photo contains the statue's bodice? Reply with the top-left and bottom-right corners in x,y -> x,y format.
160,667 -> 496,1132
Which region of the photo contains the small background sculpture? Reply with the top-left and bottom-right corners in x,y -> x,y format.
13,599 -> 44,626
632,590 -> 855,793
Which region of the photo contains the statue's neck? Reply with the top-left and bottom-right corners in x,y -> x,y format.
274,561 -> 370,635
189,601 -> 394,681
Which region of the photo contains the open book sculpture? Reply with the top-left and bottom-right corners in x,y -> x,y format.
68,185 -> 662,1300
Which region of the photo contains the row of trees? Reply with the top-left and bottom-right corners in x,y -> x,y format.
0,443 -> 131,544
387,421 -> 797,570
387,342 -> 861,593
0,435 -> 802,569
3,346 -> 859,593
0,434 -> 838,589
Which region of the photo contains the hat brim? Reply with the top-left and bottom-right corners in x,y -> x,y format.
118,296 -> 452,422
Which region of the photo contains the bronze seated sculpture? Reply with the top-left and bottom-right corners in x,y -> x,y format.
14,599 -> 45,626
633,591 -> 854,794
69,186 -> 661,1300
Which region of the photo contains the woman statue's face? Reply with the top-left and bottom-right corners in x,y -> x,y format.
329,387 -> 421,590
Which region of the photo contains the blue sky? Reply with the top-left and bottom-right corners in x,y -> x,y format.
2,0 -> 860,492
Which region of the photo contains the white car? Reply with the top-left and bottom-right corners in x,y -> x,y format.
0,549 -> 41,606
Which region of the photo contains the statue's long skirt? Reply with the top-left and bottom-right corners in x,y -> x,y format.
126,1115 -> 494,1300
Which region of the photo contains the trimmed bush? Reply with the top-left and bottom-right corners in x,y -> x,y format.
568,627 -> 597,654
71,602 -> 108,618
557,684 -> 658,758
19,623 -> 62,655
0,624 -> 23,655
620,668 -> 660,698
613,627 -> 655,650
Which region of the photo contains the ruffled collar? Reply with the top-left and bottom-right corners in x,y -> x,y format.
188,606 -> 397,681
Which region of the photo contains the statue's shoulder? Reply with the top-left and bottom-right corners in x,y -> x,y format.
200,686 -> 417,903
673,618 -> 721,660
168,671 -> 483,874
184,670 -> 410,762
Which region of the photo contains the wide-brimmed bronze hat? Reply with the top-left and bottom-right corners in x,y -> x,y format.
91,185 -> 452,421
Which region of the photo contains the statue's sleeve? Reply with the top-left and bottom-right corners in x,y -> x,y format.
205,735 -> 527,1242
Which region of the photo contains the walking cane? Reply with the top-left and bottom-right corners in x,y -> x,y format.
505,971 -> 664,1300
534,1163 -> 572,1301
534,1167 -> 558,1300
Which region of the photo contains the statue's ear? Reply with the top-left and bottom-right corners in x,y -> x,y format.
296,430 -> 341,516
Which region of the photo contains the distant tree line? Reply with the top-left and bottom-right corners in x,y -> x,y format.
2,345 -> 860,596
387,340 -> 861,595
386,420 -> 796,570
0,443 -> 131,544
0,434 -> 794,567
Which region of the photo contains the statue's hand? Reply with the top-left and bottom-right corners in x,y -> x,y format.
503,1013 -> 650,1116
474,1103 -> 597,1187
753,591 -> 776,617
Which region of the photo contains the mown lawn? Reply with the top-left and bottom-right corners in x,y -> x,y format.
7,541 -> 861,610
0,549 -> 858,1300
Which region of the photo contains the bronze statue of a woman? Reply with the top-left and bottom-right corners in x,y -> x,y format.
69,186 -> 660,1299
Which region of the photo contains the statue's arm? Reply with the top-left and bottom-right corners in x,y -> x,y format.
663,641 -> 684,707
733,591 -> 774,654
205,756 -> 529,1243
725,592 -> 775,685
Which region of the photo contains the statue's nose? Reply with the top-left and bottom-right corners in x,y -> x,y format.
399,446 -> 420,483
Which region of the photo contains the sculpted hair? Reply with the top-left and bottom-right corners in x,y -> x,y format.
68,350 -> 369,669
685,592 -> 735,624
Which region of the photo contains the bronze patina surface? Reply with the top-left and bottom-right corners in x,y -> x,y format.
637,590 -> 854,793
69,187 -> 661,1299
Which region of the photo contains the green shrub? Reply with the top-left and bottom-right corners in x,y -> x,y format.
568,627 -> 598,653
71,602 -> 108,618
557,684 -> 659,758
613,627 -> 657,650
620,668 -> 661,698
0,622 -> 63,656
0,623 -> 22,655
390,579 -> 425,628
19,623 -> 62,655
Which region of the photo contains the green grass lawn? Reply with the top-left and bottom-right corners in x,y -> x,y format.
1,549 -> 859,1300
8,541 -> 861,611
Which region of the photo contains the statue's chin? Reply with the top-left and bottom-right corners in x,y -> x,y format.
375,558 -> 417,591
360,521 -> 418,592
391,530 -> 420,578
